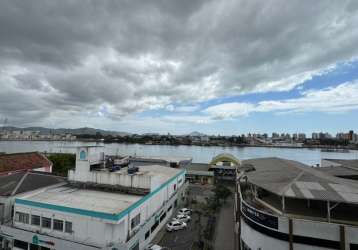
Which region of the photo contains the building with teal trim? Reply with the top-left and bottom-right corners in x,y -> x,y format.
0,146 -> 188,250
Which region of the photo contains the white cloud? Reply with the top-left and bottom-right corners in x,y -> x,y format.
1,0 -> 358,130
204,80 -> 358,119
204,103 -> 255,119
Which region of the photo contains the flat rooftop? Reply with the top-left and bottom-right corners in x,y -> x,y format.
100,164 -> 184,186
17,165 -> 185,221
17,185 -> 143,220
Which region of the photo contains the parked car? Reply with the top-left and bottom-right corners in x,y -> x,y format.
146,244 -> 163,250
166,220 -> 187,232
178,208 -> 192,215
174,214 -> 191,223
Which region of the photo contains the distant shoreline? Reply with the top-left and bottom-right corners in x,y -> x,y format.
1,139 -> 357,151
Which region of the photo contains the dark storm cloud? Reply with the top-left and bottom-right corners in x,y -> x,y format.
0,0 -> 358,126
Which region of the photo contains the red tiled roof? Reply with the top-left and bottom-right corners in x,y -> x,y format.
0,152 -> 52,175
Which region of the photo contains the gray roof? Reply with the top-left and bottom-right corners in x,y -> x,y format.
184,163 -> 214,176
322,159 -> 358,169
317,166 -> 358,177
317,159 -> 358,177
0,171 -> 65,197
242,157 -> 358,204
187,163 -> 211,172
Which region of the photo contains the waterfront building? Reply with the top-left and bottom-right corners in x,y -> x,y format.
185,153 -> 240,184
298,133 -> 306,140
0,147 -> 187,250
235,157 -> 358,250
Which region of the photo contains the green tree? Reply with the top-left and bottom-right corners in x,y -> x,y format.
48,153 -> 75,176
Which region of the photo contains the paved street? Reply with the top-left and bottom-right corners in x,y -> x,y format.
214,195 -> 235,250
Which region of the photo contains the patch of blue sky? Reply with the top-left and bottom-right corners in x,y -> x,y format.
199,59 -> 358,109
139,59 -> 358,119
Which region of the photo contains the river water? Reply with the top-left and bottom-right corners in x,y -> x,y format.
1,140 -> 358,166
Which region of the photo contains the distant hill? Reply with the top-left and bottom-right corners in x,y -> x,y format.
0,126 -> 130,136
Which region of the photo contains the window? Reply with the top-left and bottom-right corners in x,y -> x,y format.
65,221 -> 72,233
167,205 -> 172,212
31,215 -> 40,226
160,212 -> 166,222
145,230 -> 150,240
41,217 -> 51,229
15,212 -> 29,224
53,219 -> 63,231
14,239 -> 28,250
151,221 -> 159,233
131,213 -> 141,229
30,244 -> 50,250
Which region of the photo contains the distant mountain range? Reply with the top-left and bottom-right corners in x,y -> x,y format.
0,126 -> 130,136
0,126 -> 209,137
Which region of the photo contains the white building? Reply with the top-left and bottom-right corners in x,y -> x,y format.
235,158 -> 358,250
0,146 -> 187,250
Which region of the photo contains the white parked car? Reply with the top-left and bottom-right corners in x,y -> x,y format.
178,208 -> 192,215
174,214 -> 191,223
146,244 -> 163,250
166,220 -> 187,232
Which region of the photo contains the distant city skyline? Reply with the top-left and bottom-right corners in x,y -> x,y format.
1,1 -> 358,135
0,126 -> 356,139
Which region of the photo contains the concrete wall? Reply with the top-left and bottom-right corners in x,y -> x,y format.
240,198 -> 358,250
5,171 -> 187,250
241,219 -> 332,250
69,169 -> 153,190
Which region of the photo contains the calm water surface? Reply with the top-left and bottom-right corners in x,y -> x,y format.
1,141 -> 358,166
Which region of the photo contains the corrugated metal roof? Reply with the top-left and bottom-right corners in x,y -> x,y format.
242,157 -> 358,204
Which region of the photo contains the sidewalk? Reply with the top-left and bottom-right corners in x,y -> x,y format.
214,196 -> 235,250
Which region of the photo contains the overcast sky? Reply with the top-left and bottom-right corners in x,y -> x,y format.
1,0 -> 358,135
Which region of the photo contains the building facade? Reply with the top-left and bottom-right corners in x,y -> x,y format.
0,147 -> 187,250
235,158 -> 358,250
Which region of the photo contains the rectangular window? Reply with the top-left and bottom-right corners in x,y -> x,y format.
65,221 -> 72,233
31,215 -> 40,226
30,244 -> 50,250
14,240 -> 28,250
167,205 -> 172,212
15,212 -> 29,224
151,221 -> 159,233
41,217 -> 51,229
160,212 -> 166,222
130,213 -> 141,229
145,230 -> 150,240
53,219 -> 63,231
